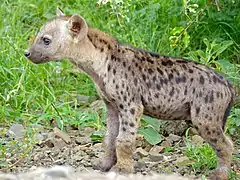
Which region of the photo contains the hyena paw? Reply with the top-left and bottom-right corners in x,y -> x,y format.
208,169 -> 228,180
93,156 -> 117,172
110,163 -> 134,174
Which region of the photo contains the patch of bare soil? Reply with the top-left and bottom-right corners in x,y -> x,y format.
1,121 -> 239,180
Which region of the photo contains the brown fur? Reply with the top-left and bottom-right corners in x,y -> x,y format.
24,8 -> 235,180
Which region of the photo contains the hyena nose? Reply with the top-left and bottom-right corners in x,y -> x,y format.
24,50 -> 31,57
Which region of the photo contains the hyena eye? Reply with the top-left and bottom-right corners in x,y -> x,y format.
43,37 -> 51,45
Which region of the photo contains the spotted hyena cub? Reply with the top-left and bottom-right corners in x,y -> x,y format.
25,8 -> 235,180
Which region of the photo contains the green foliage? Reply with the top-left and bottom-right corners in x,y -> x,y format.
138,116 -> 162,145
185,129 -> 217,174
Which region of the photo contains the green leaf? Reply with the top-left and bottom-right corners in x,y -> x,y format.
141,115 -> 161,131
213,41 -> 233,58
138,127 -> 162,145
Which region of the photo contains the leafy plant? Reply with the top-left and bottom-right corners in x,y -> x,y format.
185,129 -> 217,174
138,116 -> 162,145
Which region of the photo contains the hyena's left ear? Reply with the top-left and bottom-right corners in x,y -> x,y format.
67,14 -> 88,42
56,7 -> 65,17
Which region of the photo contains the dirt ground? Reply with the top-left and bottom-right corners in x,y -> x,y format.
1,119 -> 240,180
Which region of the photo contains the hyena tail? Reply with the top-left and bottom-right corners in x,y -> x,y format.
222,102 -> 232,131
222,83 -> 236,131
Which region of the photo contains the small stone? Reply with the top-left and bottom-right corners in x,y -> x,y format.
8,124 -> 25,138
149,152 -> 164,162
75,137 -> 92,145
135,147 -> 149,157
191,135 -> 204,146
175,156 -> 192,167
167,134 -> 182,144
53,127 -> 71,144
149,146 -> 165,154
161,140 -> 171,148
53,138 -> 67,149
136,134 -> 145,148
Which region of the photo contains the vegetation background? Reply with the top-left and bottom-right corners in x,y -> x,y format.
0,0 -> 239,179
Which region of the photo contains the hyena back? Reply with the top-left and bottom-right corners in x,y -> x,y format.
25,8 -> 235,180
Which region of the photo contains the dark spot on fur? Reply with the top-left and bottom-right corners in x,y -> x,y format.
173,69 -> 180,76
200,76 -> 205,84
122,127 -> 126,131
107,64 -> 111,72
153,75 -> 157,82
175,76 -> 186,84
134,78 -> 138,86
130,108 -> 135,115
168,73 -> 174,81
119,104 -> 124,109
209,90 -> 214,103
193,88 -> 195,94
116,84 -> 119,89
205,95 -> 208,103
113,69 -> 116,75
129,122 -> 135,127
169,87 -> 175,96
162,60 -> 173,66
146,57 -> 154,64
130,132 -> 135,135
142,74 -> 146,81
148,68 -> 154,74
123,96 -> 127,101
157,68 -> 164,75
123,61 -> 126,67
147,82 -> 151,88
188,69 -> 193,73
184,87 -> 187,95
157,84 -> 161,90
154,93 -> 159,98
211,138 -> 218,143
182,64 -> 187,70
196,107 -> 200,115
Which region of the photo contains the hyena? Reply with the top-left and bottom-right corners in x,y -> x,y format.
24,8 -> 235,180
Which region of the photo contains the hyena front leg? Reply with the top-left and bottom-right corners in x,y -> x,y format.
97,102 -> 119,171
112,104 -> 143,173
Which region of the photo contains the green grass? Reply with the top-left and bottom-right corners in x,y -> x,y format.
0,0 -> 240,178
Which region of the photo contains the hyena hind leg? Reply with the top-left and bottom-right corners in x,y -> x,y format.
191,107 -> 233,180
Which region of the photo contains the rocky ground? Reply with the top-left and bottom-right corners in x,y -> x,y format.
0,107 -> 240,179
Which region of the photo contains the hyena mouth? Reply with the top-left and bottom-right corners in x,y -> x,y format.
40,53 -> 49,60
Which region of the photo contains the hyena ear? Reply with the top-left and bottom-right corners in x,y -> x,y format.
67,14 -> 88,42
56,7 -> 65,17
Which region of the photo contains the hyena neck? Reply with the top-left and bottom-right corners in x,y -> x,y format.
67,27 -> 118,90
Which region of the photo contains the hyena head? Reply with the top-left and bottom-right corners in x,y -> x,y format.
24,8 -> 88,64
